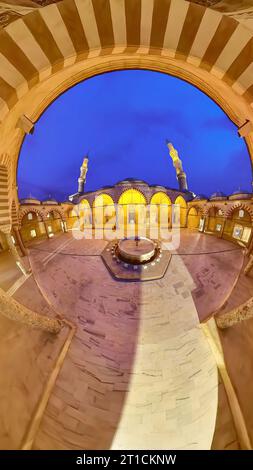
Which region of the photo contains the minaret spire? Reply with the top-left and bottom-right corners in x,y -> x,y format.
78,156 -> 88,194
166,141 -> 188,191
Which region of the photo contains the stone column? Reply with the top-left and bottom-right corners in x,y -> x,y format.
219,218 -> 226,238
5,233 -> 30,276
44,221 -> 50,238
203,216 -> 208,232
217,296 -> 253,329
13,227 -> 27,256
62,220 -> 67,232
0,287 -> 62,334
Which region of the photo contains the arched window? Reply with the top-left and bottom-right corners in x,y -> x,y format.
20,211 -> 44,244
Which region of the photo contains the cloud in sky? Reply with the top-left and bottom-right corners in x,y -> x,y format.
18,70 -> 252,201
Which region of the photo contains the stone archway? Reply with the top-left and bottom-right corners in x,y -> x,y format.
205,205 -> 225,234
44,209 -> 64,237
19,209 -> 46,245
224,204 -> 253,246
175,195 -> 187,227
79,198 -> 92,228
93,193 -> 115,232
187,206 -> 201,229
0,1 -> 252,450
0,0 -> 252,233
150,191 -> 172,230
118,188 -> 147,236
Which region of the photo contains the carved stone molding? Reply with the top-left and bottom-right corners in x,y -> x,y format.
216,296 -> 253,329
0,286 -> 62,333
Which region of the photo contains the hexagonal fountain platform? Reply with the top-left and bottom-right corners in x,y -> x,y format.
101,237 -> 172,281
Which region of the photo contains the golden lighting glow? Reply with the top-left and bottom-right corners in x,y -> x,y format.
93,194 -> 115,228
175,196 -> 187,227
118,189 -> 147,235
167,143 -> 183,176
187,207 -> 200,229
150,192 -> 172,229
150,192 -> 171,206
93,194 -> 114,208
82,157 -> 88,169
118,189 -> 147,206
80,198 -> 90,208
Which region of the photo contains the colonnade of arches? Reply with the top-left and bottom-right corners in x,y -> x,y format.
69,189 -> 189,236
18,209 -> 66,247
17,199 -> 252,249
203,205 -> 253,246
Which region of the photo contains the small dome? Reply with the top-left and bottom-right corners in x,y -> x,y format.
19,197 -> 41,205
42,198 -> 58,205
210,191 -> 227,200
229,189 -> 252,200
116,178 -> 148,185
151,185 -> 167,190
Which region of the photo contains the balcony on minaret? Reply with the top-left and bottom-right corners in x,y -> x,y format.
166,141 -> 188,191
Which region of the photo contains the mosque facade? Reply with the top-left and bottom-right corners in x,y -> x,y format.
15,141 -> 253,252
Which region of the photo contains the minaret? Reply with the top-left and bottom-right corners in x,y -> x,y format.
166,141 -> 188,191
78,157 -> 88,194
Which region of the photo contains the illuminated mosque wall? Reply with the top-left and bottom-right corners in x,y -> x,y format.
18,181 -> 253,252
17,139 -> 253,249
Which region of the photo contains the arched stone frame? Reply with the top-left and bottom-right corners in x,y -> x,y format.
150,191 -> 172,228
0,0 -> 252,239
43,208 -> 66,235
174,195 -> 188,227
150,192 -> 172,205
187,204 -> 204,218
65,205 -> 79,230
226,203 -> 253,224
224,203 -> 253,246
0,4 -> 253,444
78,198 -> 92,226
117,188 -> 147,206
203,204 -> 225,218
67,206 -> 79,219
18,207 -> 44,228
79,198 -> 91,207
93,193 -> 115,207
118,188 -> 147,234
92,193 -> 116,229
187,204 -> 204,229
43,207 -> 66,221
19,207 -> 47,244
204,204 -> 226,234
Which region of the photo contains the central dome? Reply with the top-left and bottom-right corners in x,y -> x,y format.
116,178 -> 149,185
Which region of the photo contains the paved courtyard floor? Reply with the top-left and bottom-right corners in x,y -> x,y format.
25,230 -> 243,450
0,230 -> 243,449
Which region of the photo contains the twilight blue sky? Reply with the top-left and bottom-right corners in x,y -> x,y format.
18,70 -> 252,201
